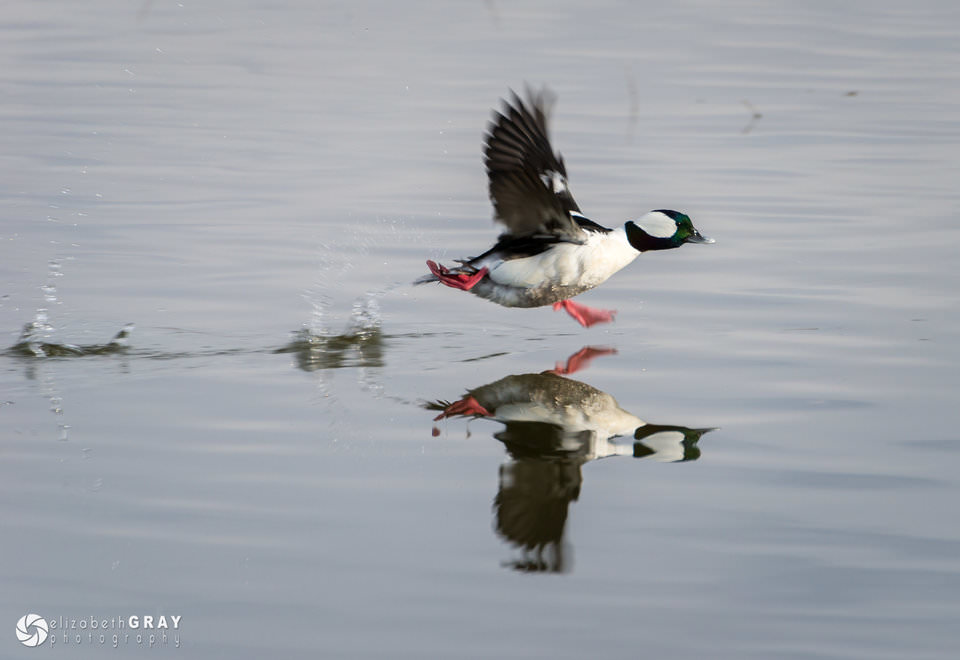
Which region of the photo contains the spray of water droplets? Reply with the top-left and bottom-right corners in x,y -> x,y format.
302,218 -> 415,339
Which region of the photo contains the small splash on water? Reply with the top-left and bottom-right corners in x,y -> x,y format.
9,323 -> 135,358
346,290 -> 383,337
109,323 -> 134,348
27,263 -> 61,352
350,291 -> 388,397
277,322 -> 384,373
286,217 -> 424,384
302,216 -> 419,335
303,235 -> 362,337
19,319 -> 54,357
306,297 -> 327,339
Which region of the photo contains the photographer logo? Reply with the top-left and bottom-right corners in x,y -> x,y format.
16,613 -> 48,647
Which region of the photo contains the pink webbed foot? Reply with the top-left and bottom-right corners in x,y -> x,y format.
549,346 -> 619,376
552,299 -> 617,328
433,396 -> 492,421
426,260 -> 488,291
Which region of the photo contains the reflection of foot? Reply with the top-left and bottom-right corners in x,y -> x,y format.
434,396 -> 492,421
426,260 -> 488,291
549,346 -> 618,376
552,299 -> 616,327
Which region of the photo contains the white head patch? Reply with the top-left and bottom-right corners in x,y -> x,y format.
640,430 -> 686,462
635,211 -> 678,239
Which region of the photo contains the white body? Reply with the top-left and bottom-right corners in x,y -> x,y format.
469,227 -> 639,308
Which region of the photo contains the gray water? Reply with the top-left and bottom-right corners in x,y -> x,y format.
3,1 -> 960,658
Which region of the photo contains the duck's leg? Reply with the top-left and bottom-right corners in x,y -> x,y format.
552,300 -> 617,327
426,260 -> 488,291
433,396 -> 491,421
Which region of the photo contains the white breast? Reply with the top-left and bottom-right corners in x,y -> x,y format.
484,229 -> 638,290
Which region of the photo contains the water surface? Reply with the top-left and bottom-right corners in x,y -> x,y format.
2,1 -> 959,658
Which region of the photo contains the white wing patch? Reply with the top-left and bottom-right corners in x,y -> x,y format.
636,211 -> 677,239
540,169 -> 567,194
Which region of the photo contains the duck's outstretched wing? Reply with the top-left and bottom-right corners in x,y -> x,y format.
484,88 -> 584,241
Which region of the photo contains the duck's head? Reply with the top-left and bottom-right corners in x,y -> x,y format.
625,210 -> 714,252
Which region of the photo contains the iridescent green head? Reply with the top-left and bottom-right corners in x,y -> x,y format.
625,210 -> 714,252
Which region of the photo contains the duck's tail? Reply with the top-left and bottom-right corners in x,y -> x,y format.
413,272 -> 438,286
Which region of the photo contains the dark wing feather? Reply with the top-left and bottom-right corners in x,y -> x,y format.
484,88 -> 584,240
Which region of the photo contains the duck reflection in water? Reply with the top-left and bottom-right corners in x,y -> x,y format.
429,347 -> 713,573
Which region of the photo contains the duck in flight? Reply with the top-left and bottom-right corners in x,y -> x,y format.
418,88 -> 714,327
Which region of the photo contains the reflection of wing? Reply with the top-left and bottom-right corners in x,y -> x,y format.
484,88 -> 584,241
494,459 -> 581,573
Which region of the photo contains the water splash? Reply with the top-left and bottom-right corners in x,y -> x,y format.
292,216 -> 418,383
277,325 -> 384,373
20,259 -> 64,355
302,237 -> 360,337
10,250 -> 133,359
9,323 -> 134,358
302,216 -> 417,336
346,290 -> 383,337
10,259 -> 87,441
349,291 -> 390,397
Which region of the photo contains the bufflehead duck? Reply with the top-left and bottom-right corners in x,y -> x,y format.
417,88 -> 714,327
